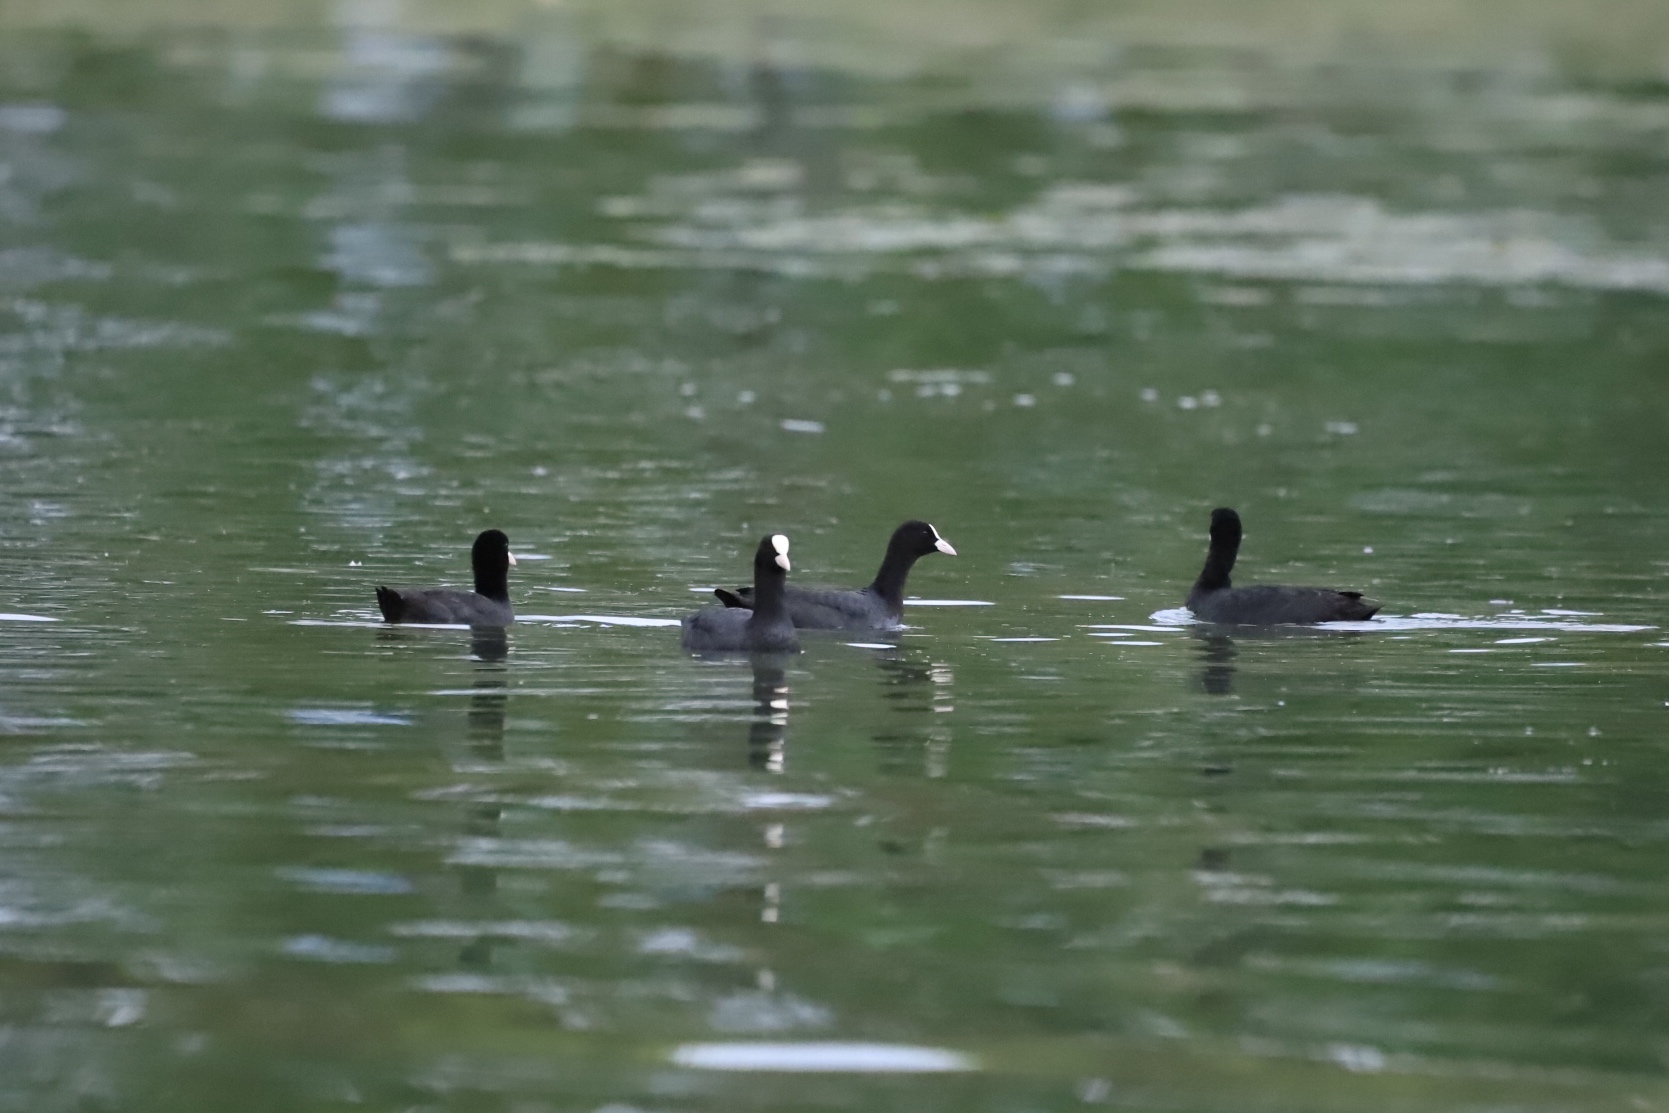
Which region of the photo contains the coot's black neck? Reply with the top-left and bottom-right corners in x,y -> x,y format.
473,564 -> 511,603
868,540 -> 923,611
748,555 -> 788,622
1190,529 -> 1238,599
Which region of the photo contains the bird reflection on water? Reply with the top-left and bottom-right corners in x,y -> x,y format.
1196,632 -> 1238,696
1191,623 -> 1373,697
748,654 -> 793,772
871,649 -> 954,778
458,629 -> 508,966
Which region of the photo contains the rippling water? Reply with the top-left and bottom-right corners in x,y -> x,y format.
0,3 -> 1667,1109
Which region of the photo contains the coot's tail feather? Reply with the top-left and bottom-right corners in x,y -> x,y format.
1341,593 -> 1382,620
375,586 -> 403,623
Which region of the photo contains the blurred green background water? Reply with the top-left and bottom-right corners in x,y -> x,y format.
0,1 -> 1667,1109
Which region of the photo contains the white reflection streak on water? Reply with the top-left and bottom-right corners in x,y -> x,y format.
322,0 -> 448,125
670,1041 -> 976,1072
292,1 -> 443,544
1144,610 -> 1652,634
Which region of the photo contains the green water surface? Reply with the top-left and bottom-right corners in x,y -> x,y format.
0,5 -> 1667,1110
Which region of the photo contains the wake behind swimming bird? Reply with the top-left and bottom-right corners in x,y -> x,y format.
374,529 -> 516,627
1186,508 -> 1381,625
683,534 -> 800,653
715,520 -> 956,630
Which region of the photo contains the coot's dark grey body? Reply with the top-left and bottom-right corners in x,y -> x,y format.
716,520 -> 956,630
683,535 -> 800,653
1186,508 -> 1380,625
375,529 -> 516,627
1189,583 -> 1378,625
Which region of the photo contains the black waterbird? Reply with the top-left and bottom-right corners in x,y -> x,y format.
374,529 -> 516,626
1186,508 -> 1380,625
682,534 -> 800,653
715,519 -> 956,630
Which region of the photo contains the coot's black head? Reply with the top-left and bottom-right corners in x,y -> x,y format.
470,529 -> 516,599
471,529 -> 515,567
890,520 -> 957,559
747,533 -> 792,617
754,533 -> 792,575
1208,508 -> 1242,548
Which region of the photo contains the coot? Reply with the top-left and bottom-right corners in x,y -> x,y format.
715,519 -> 955,630
682,534 -> 800,653
375,529 -> 516,626
1186,508 -> 1380,625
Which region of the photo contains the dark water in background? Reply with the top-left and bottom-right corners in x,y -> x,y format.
0,4 -> 1667,1109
